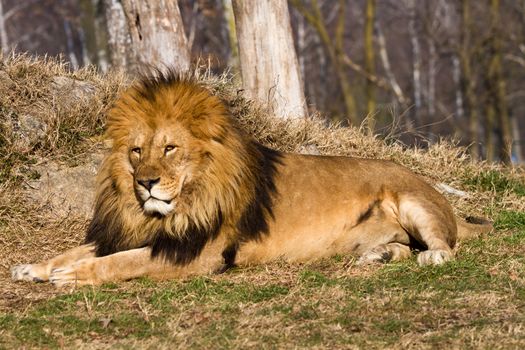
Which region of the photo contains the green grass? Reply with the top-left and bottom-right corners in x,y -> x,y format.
495,210 -> 525,230
3,212 -> 524,349
465,170 -> 525,196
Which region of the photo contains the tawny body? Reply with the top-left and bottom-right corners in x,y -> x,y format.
236,154 -> 454,264
11,73 -> 490,287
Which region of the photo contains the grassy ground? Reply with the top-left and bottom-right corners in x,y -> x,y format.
1,56 -> 524,349
1,211 -> 524,349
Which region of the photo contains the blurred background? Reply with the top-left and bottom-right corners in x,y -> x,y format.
0,0 -> 523,163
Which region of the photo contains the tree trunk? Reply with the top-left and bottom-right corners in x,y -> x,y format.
484,100 -> 495,162
232,0 -> 306,119
290,0 -> 357,123
63,19 -> 79,70
511,115 -> 523,163
459,0 -> 480,160
364,0 -> 376,133
93,0 -> 109,72
120,0 -> 190,74
297,10 -> 306,92
452,55 -> 463,121
428,38 -> 436,121
0,0 -> 9,55
103,0 -> 130,70
488,0 -> 512,163
79,0 -> 100,67
376,21 -> 408,108
223,0 -> 239,74
407,0 -> 422,127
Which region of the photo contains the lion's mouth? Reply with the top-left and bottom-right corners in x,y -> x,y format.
142,197 -> 175,216
152,197 -> 171,205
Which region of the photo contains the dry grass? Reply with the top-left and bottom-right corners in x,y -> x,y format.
0,55 -> 524,349
0,53 -> 125,184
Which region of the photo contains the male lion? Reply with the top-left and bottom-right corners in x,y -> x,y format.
12,72 -> 491,286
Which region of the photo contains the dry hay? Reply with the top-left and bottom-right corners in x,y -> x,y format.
0,53 -> 126,184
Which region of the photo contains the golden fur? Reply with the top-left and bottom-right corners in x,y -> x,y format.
11,73 -> 492,286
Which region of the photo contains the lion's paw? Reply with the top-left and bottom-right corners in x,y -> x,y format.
49,259 -> 100,287
357,247 -> 393,265
417,249 -> 453,266
11,264 -> 47,283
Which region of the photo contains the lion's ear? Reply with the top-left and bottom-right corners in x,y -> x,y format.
189,113 -> 229,142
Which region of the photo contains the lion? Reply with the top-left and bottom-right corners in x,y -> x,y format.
11,72 -> 492,287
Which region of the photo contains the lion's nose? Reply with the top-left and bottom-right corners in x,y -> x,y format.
137,177 -> 160,191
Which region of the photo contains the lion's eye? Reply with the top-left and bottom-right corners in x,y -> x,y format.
131,147 -> 141,155
164,145 -> 177,155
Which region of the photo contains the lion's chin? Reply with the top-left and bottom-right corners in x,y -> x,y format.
143,198 -> 174,216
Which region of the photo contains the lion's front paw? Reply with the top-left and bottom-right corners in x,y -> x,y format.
11,264 -> 48,283
49,259 -> 101,287
417,249 -> 453,266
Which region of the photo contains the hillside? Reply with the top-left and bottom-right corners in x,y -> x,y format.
0,55 -> 524,349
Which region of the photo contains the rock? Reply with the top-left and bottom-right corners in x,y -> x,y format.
12,114 -> 48,153
0,70 -> 15,89
1,113 -> 47,153
298,144 -> 321,155
51,76 -> 98,107
25,150 -> 105,218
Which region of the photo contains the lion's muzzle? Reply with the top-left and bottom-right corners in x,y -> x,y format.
135,176 -> 175,216
137,177 -> 160,191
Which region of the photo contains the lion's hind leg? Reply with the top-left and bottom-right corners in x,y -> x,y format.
11,244 -> 95,283
397,195 -> 457,266
357,242 -> 412,265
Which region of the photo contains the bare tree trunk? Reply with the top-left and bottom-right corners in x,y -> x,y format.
452,55 -> 464,120
232,0 -> 306,119
94,0 -> 109,72
297,11 -> 306,91
0,0 -> 9,55
459,0 -> 480,159
376,21 -> 408,108
314,33 -> 325,108
103,0 -> 130,70
428,38 -> 436,121
79,0 -> 99,67
120,0 -> 190,73
511,115 -> 523,163
364,0 -> 376,133
186,2 -> 198,51
291,0 -> 357,123
407,0 -> 422,127
333,0 -> 358,123
488,0 -> 512,164
63,19 -> 79,70
484,101 -> 495,162
451,54 -> 462,126
223,0 -> 239,74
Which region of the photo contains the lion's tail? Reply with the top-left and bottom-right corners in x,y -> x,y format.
456,216 -> 493,241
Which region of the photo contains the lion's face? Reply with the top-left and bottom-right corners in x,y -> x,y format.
105,75 -> 248,225
127,120 -> 201,216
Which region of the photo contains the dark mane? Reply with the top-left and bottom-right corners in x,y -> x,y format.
84,180 -> 127,256
135,69 -> 202,102
149,211 -> 224,265
85,71 -> 282,267
238,142 -> 282,242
